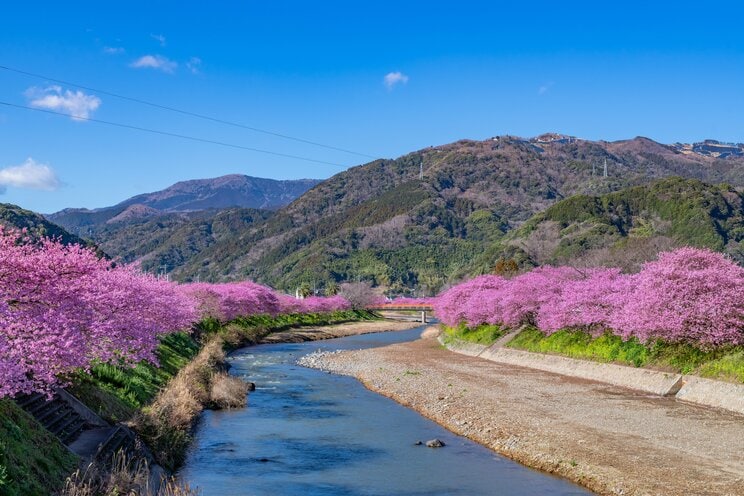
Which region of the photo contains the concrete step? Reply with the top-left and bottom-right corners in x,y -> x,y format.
15,391 -> 89,445
95,425 -> 137,464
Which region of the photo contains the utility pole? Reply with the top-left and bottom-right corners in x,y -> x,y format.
419,162 -> 423,180
592,162 -> 596,176
603,158 -> 608,178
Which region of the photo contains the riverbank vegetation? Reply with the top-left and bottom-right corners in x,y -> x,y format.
441,323 -> 507,346
0,226 -> 368,494
506,327 -> 744,382
2,309 -> 375,495
0,400 -> 78,496
435,247 -> 744,382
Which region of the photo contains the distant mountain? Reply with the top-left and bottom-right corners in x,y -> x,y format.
151,135 -> 744,292
0,203 -> 92,247
48,174 -> 321,235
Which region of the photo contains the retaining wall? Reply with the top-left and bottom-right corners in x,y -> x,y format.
439,335 -> 744,416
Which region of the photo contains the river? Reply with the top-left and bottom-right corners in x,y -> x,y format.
178,325 -> 592,495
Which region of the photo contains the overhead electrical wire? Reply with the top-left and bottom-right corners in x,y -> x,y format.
0,101 -> 348,167
0,64 -> 377,160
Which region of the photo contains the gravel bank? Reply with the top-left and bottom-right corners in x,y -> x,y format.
305,332 -> 744,496
260,319 -> 422,343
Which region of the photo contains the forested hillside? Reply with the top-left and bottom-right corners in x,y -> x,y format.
469,177 -> 744,274
41,135 -> 744,293
0,203 -> 92,247
163,136 -> 744,293
87,207 -> 274,274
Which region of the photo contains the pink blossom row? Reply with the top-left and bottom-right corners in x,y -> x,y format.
0,228 -> 349,398
434,247 -> 744,347
178,282 -> 350,322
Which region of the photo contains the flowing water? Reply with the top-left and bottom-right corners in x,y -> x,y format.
179,326 -> 592,495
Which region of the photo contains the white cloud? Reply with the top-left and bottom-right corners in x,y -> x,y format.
103,46 -> 125,55
0,158 -> 61,192
186,56 -> 202,74
150,33 -> 166,46
538,82 -> 554,95
383,71 -> 409,90
25,86 -> 101,120
130,54 -> 177,73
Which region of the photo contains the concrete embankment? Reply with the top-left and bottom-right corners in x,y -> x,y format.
439,334 -> 744,416
676,376 -> 744,415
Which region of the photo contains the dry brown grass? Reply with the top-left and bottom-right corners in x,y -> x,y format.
220,322 -> 268,348
209,372 -> 249,409
60,450 -> 199,496
131,337 -> 249,469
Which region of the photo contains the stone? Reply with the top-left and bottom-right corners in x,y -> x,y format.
426,439 -> 445,448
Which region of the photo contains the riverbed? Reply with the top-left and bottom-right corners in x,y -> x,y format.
178,326 -> 591,495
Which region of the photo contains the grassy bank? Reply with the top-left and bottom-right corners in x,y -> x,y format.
444,323 -> 744,384
5,309 -> 377,495
441,323 -> 508,346
69,310 -> 375,424
0,400 -> 79,496
506,326 -> 744,383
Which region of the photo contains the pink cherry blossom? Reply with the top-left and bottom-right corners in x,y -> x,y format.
434,247 -> 744,347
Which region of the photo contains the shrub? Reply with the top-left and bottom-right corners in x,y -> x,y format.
209,373 -> 249,409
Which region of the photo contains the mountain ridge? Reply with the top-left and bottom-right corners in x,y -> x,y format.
41,134 -> 744,293
47,174 -> 321,235
162,134 -> 744,291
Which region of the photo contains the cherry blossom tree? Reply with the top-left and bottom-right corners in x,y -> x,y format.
433,247 -> 744,347
616,248 -> 744,345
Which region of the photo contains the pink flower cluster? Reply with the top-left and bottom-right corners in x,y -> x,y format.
0,228 -> 196,398
434,247 -> 744,347
177,282 -> 350,322
0,228 -> 351,398
179,281 -> 281,322
275,294 -> 351,315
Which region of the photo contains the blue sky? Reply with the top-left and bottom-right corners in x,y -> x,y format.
1,1 -> 743,213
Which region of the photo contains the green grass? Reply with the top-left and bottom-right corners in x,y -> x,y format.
697,351 -> 744,383
506,326 -> 744,383
0,399 -> 78,496
69,310 -> 378,422
68,331 -> 201,422
443,323 -> 507,346
507,327 -> 649,367
0,309 -> 379,494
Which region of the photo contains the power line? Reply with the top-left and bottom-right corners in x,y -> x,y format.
0,64 -> 376,159
0,101 -> 348,167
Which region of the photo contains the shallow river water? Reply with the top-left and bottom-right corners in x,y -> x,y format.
179,325 -> 592,495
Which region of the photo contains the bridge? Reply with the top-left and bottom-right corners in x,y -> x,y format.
370,303 -> 434,323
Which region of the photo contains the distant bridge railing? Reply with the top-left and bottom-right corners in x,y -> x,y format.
369,303 -> 434,323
